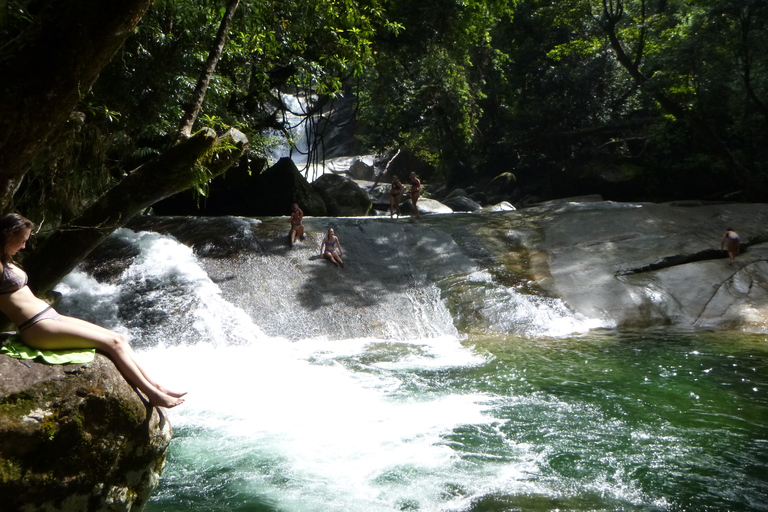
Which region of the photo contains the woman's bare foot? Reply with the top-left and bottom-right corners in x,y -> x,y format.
147,390 -> 186,408
153,395 -> 185,408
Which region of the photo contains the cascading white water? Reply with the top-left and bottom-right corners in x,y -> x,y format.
52,228 -> 596,510
52,225 -> 768,512
266,93 -> 312,166
455,270 -> 609,337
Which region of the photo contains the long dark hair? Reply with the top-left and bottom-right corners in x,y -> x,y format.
0,213 -> 34,265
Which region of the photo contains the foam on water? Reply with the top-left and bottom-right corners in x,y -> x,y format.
58,228 -> 267,347
461,269 -> 610,337
51,229 -> 557,510
143,336 -> 548,512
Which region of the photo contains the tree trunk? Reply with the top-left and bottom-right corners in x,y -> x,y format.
177,0 -> 241,139
0,0 -> 152,212
25,128 -> 248,295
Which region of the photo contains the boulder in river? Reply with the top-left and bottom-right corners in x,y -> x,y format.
398,197 -> 453,216
0,351 -> 172,512
252,157 -> 327,216
312,173 -> 372,216
443,195 -> 482,212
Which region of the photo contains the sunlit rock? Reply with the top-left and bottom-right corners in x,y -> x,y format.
399,197 -> 453,215
0,352 -> 172,512
533,201 -> 768,330
481,201 -> 516,212
125,200 -> 768,334
347,158 -> 377,181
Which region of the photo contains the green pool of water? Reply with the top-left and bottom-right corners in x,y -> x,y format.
147,330 -> 768,512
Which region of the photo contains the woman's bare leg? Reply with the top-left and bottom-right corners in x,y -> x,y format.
324,251 -> 339,266
55,316 -> 186,398
21,318 -> 184,408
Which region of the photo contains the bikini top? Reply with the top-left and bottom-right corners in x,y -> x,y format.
0,264 -> 28,294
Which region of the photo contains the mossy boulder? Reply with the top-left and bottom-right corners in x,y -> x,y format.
0,352 -> 172,511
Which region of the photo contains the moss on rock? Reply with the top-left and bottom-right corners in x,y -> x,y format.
0,353 -> 172,511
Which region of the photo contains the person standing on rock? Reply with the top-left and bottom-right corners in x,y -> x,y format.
0,213 -> 186,408
289,203 -> 305,246
320,227 -> 344,267
409,172 -> 421,218
721,228 -> 740,263
389,176 -> 404,218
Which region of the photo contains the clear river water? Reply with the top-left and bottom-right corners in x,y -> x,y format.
55,218 -> 768,512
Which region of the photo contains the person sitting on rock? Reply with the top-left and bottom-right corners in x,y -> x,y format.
320,227 -> 344,267
0,213 -> 185,408
289,203 -> 305,246
721,228 -> 740,263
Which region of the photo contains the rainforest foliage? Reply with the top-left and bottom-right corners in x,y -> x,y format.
2,0 -> 768,229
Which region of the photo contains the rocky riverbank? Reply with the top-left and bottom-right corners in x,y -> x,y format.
0,350 -> 171,512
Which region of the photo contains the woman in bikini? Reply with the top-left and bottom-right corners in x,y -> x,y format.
389,176 -> 404,218
289,203 -> 305,246
319,227 -> 344,267
0,213 -> 185,408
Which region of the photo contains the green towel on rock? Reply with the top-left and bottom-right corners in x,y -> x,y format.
1,336 -> 95,365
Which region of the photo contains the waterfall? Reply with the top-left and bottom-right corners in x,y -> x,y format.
267,93 -> 312,165
266,90 -> 361,182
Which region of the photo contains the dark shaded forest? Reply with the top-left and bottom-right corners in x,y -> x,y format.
1,0 -> 766,289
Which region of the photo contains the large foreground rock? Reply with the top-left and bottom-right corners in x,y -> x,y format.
0,352 -> 172,511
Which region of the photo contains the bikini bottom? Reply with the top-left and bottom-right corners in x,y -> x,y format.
18,306 -> 63,332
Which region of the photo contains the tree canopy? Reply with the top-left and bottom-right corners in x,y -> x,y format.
1,0 -> 767,290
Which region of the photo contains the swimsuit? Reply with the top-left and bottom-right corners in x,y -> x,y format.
325,240 -> 337,253
0,264 -> 63,330
18,305 -> 63,332
0,264 -> 28,294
